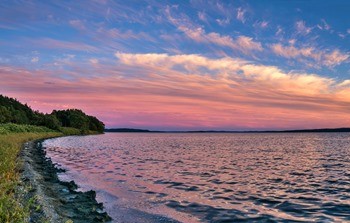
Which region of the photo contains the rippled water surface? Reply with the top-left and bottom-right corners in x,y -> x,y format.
43,133 -> 350,222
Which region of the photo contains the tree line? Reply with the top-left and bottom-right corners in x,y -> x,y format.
0,95 -> 104,133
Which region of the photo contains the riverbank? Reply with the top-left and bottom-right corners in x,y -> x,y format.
0,123 -> 110,223
0,131 -> 62,222
20,139 -> 111,223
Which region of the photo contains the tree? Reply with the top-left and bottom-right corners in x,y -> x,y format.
0,106 -> 11,123
1,95 -> 105,133
52,109 -> 104,133
38,114 -> 61,130
88,116 -> 105,133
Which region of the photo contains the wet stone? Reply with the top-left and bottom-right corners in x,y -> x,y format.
19,140 -> 112,223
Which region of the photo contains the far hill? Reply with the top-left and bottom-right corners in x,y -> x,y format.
105,128 -> 350,133
282,128 -> 350,133
0,95 -> 104,133
105,128 -> 153,132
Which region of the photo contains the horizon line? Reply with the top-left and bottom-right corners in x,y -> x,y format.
104,127 -> 350,133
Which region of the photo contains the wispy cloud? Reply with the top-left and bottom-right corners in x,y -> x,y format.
216,17 -> 230,26
178,26 -> 262,55
197,11 -> 207,23
323,49 -> 349,67
69,19 -> 86,31
1,0 -> 350,130
317,19 -> 331,31
295,20 -> 312,35
254,20 -> 269,29
89,58 -> 99,64
165,7 -> 262,56
31,57 -> 39,63
275,26 -> 284,36
2,52 -> 350,130
96,27 -> 154,41
236,7 -> 246,23
271,43 -> 349,68
31,38 -> 98,52
114,52 -> 350,99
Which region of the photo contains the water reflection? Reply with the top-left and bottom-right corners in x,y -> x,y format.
43,133 -> 350,222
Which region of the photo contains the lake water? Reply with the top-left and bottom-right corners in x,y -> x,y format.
43,133 -> 350,222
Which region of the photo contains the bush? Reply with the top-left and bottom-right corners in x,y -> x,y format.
59,127 -> 81,135
0,123 -> 56,135
52,109 -> 105,133
1,95 -> 105,133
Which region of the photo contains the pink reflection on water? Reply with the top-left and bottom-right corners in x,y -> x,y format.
44,133 -> 350,222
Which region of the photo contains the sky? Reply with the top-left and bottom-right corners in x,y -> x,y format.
0,0 -> 350,130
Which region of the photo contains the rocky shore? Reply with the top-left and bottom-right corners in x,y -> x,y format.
19,139 -> 112,223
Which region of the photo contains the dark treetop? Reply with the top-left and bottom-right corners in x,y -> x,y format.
0,95 -> 104,133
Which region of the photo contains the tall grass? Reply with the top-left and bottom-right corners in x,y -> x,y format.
60,127 -> 99,135
0,124 -> 62,223
59,127 -> 82,135
0,123 -> 56,134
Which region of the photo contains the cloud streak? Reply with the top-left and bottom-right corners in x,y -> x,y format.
1,1 -> 350,130
164,7 -> 262,56
30,38 -> 98,52
236,7 -> 246,23
2,52 -> 350,130
295,20 -> 312,35
271,44 -> 349,68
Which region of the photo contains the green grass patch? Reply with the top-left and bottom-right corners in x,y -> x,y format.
0,123 -> 101,222
0,124 -> 62,223
59,127 -> 81,135
59,127 -> 99,135
0,123 -> 56,135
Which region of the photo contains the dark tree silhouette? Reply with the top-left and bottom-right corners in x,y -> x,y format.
0,95 -> 104,133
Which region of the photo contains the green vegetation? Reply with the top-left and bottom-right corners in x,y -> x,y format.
0,95 -> 106,222
0,95 -> 105,133
0,123 -> 56,135
53,109 -> 105,133
59,127 -> 83,135
0,126 -> 62,223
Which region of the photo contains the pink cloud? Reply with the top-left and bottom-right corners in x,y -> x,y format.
236,7 -> 246,23
295,20 -> 312,35
271,43 -> 349,68
165,6 -> 262,56
2,53 -> 350,130
254,20 -> 269,29
177,25 -> 262,55
197,11 -> 207,23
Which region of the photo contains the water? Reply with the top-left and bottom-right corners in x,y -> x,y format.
43,133 -> 350,222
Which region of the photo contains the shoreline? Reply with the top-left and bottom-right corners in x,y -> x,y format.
19,138 -> 112,223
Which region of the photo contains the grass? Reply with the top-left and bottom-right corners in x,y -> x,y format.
0,123 -> 96,222
0,123 -> 56,135
59,127 -> 82,135
0,124 -> 63,223
60,127 -> 99,135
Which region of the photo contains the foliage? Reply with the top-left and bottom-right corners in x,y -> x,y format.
0,95 -> 105,222
0,95 -> 105,133
0,123 -> 56,135
0,96 -> 33,124
87,115 -> 105,133
0,132 -> 62,223
59,127 -> 82,135
52,109 -> 105,133
35,114 -> 61,131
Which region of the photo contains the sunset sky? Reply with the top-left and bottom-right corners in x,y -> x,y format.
1,0 -> 350,130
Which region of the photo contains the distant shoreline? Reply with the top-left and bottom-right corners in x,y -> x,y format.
105,127 -> 350,133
